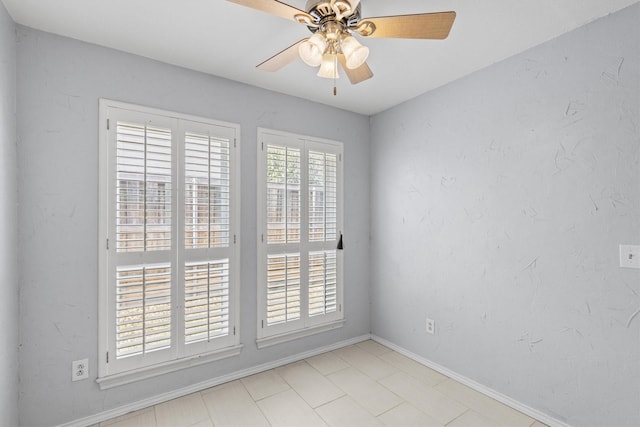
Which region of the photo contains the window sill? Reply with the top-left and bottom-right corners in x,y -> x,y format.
96,344 -> 243,390
256,319 -> 345,349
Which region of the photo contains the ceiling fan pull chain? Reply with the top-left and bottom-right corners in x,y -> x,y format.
334,54 -> 338,96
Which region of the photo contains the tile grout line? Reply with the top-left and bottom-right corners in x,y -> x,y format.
237,377 -> 275,427
444,408 -> 472,426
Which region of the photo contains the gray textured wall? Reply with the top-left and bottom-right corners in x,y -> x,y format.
0,2 -> 19,426
16,27 -> 371,426
370,5 -> 639,427
11,3 -> 640,426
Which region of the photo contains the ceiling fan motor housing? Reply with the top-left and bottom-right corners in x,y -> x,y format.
305,0 -> 361,31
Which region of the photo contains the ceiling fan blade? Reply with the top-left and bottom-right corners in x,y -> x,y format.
356,11 -> 456,39
227,0 -> 314,24
257,39 -> 307,72
337,54 -> 373,84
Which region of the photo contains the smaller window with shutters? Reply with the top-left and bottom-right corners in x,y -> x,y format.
257,129 -> 344,347
98,100 -> 241,388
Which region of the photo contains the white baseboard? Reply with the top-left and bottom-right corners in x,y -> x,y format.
57,334 -> 371,427
60,333 -> 569,427
371,335 -> 571,427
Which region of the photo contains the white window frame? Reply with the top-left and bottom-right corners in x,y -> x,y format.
256,128 -> 344,349
98,100 -> 242,389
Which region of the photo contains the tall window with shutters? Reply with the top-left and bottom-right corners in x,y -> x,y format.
257,129 -> 343,346
98,100 -> 241,387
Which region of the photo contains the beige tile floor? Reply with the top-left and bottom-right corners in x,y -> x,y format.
99,340 -> 548,427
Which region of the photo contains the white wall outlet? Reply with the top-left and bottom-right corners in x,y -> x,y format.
426,317 -> 435,335
72,359 -> 89,381
620,244 -> 640,269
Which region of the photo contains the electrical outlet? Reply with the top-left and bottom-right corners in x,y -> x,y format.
426,318 -> 435,335
72,359 -> 89,381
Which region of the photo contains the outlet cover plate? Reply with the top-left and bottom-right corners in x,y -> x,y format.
426,318 -> 435,335
620,244 -> 640,269
72,358 -> 89,381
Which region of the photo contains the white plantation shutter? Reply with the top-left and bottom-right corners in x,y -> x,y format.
103,111 -> 178,374
179,120 -> 237,357
258,129 -> 343,343
308,151 -> 337,243
184,260 -> 229,344
114,123 -> 174,363
184,132 -> 230,249
307,151 -> 339,321
267,253 -> 301,325
308,250 -> 337,317
115,119 -> 173,254
116,122 -> 172,252
266,145 -> 301,244
99,101 -> 240,382
116,264 -> 172,358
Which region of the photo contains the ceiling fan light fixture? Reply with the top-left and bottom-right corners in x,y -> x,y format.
341,35 -> 369,69
230,0 -> 456,86
299,32 -> 327,67
317,53 -> 339,79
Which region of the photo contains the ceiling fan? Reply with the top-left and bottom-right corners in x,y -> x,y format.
227,0 -> 456,91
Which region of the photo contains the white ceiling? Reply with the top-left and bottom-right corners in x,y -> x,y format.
3,0 -> 638,115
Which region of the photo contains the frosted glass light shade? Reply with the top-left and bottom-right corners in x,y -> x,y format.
341,35 -> 369,69
317,54 -> 339,79
299,33 -> 327,67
